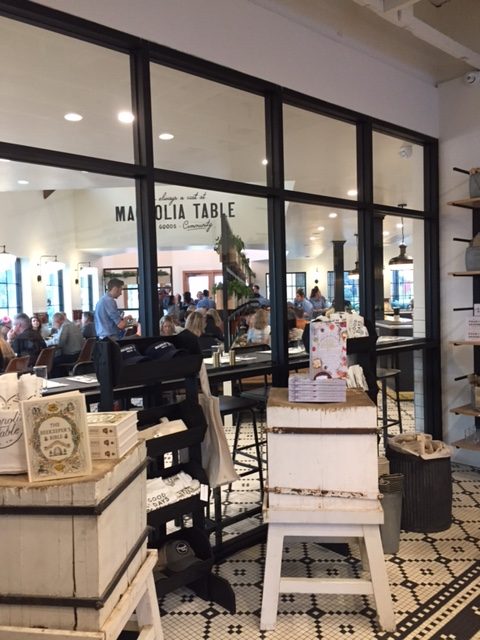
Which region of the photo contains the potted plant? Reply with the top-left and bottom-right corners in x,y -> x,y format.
212,282 -> 224,310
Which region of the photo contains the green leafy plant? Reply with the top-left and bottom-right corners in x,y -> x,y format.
212,282 -> 223,293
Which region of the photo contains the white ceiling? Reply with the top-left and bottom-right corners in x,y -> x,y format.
249,0 -> 480,84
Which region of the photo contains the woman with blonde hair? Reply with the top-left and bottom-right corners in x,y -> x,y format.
184,311 -> 206,337
159,314 -> 176,336
247,308 -> 271,345
0,335 -> 15,371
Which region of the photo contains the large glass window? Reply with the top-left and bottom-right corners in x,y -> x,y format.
150,64 -> 266,183
0,257 -> 20,318
285,203 -> 358,311
373,132 -> 424,210
327,271 -> 360,311
380,215 -> 424,338
0,160 -> 137,325
0,17 -> 134,161
283,106 -> 357,198
154,183 -> 269,344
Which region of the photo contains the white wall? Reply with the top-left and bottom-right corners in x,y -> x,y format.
37,0 -> 438,136
438,77 -> 480,467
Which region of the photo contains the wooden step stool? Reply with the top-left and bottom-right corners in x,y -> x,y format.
260,506 -> 396,633
0,550 -> 163,640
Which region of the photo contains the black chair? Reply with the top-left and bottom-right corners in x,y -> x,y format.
198,334 -> 222,356
218,394 -> 264,493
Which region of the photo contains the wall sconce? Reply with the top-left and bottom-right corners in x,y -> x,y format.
0,245 -> 17,270
75,261 -> 91,285
37,255 -> 64,282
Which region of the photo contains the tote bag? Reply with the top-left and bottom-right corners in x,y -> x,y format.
198,364 -> 239,489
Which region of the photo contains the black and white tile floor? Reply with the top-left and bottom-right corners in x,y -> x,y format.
157,403 -> 480,640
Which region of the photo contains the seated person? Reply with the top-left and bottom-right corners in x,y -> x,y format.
294,288 -> 313,319
0,335 -> 15,372
288,307 -> 303,343
309,286 -> 329,317
204,308 -> 224,341
160,314 -> 176,336
81,311 -> 97,338
7,313 -> 46,367
294,306 -> 308,331
247,308 -> 271,345
48,312 -> 85,377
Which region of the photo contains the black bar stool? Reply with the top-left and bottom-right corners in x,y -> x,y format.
208,394 -> 265,550
376,367 -> 403,448
219,395 -> 264,491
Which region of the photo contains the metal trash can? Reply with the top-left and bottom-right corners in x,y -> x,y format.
386,445 -> 452,533
379,473 -> 403,554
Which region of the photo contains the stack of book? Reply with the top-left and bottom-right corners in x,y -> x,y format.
86,411 -> 138,460
288,374 -> 346,403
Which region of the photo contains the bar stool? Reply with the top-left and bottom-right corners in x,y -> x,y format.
376,367 -> 403,448
219,394 -> 264,491
208,394 -> 265,550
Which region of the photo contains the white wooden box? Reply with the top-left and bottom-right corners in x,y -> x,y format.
266,388 -> 379,512
0,442 -> 147,631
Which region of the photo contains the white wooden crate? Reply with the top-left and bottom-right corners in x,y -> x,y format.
266,388 -> 379,511
0,443 -> 147,631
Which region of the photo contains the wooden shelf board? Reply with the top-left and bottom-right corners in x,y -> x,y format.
451,437 -> 480,451
450,340 -> 480,346
448,197 -> 480,209
450,404 -> 480,417
448,271 -> 480,276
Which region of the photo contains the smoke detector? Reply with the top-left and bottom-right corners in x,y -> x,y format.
399,144 -> 413,159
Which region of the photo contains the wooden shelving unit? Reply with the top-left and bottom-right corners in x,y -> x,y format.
447,197 -> 480,209
450,404 -> 480,417
449,180 -> 480,453
448,271 -> 480,276
451,438 -> 480,451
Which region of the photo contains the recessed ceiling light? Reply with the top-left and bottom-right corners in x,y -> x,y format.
17,179 -> 29,185
0,158 -> 10,163
317,226 -> 325,231
328,212 -> 337,218
261,158 -> 268,166
309,236 -> 316,241
118,111 -> 134,124
159,132 -> 174,141
383,231 -> 390,236
64,112 -> 83,122
396,222 -> 403,229
347,189 -> 358,197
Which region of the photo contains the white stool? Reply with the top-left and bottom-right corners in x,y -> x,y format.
260,507 -> 396,633
0,550 -> 163,640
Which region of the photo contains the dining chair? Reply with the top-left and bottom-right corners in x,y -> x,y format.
34,346 -> 56,377
56,337 -> 97,376
5,356 -> 31,373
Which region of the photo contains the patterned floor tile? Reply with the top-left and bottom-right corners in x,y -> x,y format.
153,406 -> 480,640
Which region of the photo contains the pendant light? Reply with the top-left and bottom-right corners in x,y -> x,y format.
389,210 -> 413,270
348,234 -> 360,280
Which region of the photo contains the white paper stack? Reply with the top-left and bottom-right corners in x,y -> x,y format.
86,411 -> 138,459
288,373 -> 347,403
